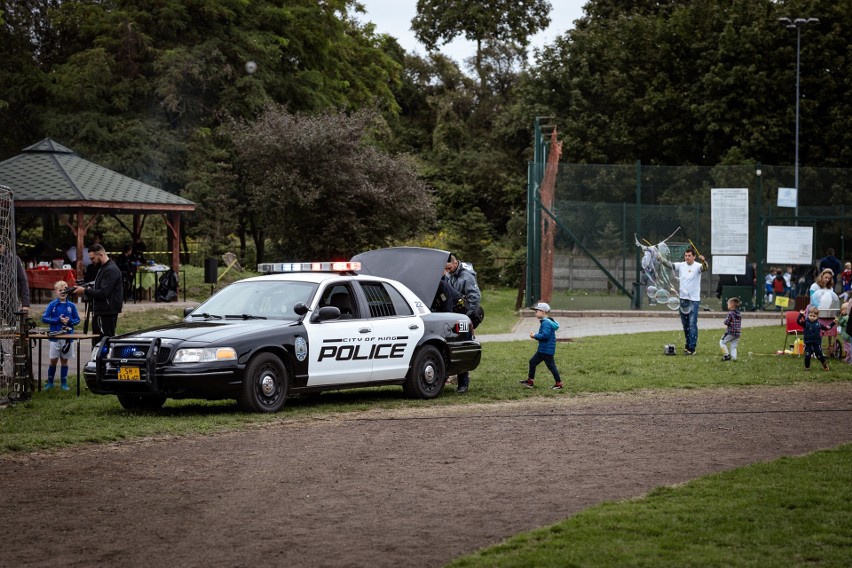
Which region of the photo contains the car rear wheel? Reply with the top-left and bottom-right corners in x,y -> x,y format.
238,353 -> 288,412
116,393 -> 167,411
403,345 -> 445,399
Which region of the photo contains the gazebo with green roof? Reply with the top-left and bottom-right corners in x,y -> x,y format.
0,139 -> 195,277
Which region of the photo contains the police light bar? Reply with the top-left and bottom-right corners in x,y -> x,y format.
257,261 -> 362,274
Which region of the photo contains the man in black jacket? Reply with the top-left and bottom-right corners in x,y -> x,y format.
72,243 -> 123,346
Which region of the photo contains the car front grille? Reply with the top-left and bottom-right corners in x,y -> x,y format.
110,344 -> 171,364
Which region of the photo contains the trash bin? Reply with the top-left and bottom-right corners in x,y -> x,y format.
722,286 -> 754,311
204,258 -> 218,284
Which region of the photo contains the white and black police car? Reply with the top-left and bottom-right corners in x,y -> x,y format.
83,248 -> 481,412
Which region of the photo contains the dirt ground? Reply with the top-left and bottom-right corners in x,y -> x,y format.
1,382 -> 851,568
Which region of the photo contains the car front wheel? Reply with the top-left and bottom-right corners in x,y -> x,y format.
403,345 -> 445,399
238,353 -> 288,412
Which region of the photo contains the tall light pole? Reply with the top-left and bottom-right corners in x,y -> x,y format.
778,17 -> 819,220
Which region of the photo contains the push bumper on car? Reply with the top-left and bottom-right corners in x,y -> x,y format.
83,336 -> 244,397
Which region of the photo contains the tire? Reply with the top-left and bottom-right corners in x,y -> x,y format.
403,345 -> 446,399
116,393 -> 167,411
237,353 -> 288,413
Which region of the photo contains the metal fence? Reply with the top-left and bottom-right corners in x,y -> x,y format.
1,185 -> 20,400
526,160 -> 852,310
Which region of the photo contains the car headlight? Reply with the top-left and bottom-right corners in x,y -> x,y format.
173,347 -> 238,363
88,340 -> 106,362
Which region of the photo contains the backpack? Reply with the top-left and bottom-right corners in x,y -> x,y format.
469,305 -> 485,329
155,269 -> 179,302
773,275 -> 785,293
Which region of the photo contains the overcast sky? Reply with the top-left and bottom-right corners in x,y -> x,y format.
353,0 -> 588,64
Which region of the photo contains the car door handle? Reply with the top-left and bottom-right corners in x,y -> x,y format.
359,328 -> 372,334
409,324 -> 419,330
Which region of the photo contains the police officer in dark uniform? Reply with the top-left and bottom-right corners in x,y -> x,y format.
445,254 -> 482,393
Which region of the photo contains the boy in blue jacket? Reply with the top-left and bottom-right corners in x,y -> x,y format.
41,280 -> 81,390
519,302 -> 563,390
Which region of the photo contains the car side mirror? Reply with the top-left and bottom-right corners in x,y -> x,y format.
311,306 -> 341,322
183,307 -> 195,317
293,302 -> 309,316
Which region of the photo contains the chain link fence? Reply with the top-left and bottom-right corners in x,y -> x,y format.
1,185 -> 21,400
527,163 -> 852,310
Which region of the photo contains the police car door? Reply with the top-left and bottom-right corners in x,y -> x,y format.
357,281 -> 423,381
306,283 -> 374,386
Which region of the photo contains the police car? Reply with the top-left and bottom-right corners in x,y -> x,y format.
83,248 -> 481,412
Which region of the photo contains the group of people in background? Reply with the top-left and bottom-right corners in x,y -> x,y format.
713,248 -> 852,311
757,249 -> 852,307
679,244 -> 851,371
728,247 -> 852,372
1,234 -> 121,393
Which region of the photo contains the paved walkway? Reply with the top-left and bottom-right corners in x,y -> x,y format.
476,310 -> 782,342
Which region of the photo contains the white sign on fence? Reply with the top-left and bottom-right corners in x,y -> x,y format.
712,255 -> 746,275
711,188 -> 749,255
766,225 -> 813,265
777,187 -> 798,208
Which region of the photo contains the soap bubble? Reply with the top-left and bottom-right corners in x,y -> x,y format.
636,234 -> 681,309
679,299 -> 693,315
667,297 -> 680,311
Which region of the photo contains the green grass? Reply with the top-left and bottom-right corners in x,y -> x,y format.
475,286 -> 522,334
449,444 -> 852,568
5,286 -> 850,565
4,303 -> 847,453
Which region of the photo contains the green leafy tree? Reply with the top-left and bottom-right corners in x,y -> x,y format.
227,104 -> 435,260
386,43 -> 533,285
525,0 -> 852,190
0,0 -> 407,257
411,0 -> 551,85
182,128 -> 240,255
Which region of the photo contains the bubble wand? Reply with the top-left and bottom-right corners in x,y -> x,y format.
688,238 -> 708,271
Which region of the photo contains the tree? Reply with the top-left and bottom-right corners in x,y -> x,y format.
525,0 -> 852,182
411,0 -> 551,85
226,104 -> 435,260
0,0 -> 409,258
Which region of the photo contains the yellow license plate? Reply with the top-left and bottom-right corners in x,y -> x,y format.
117,367 -> 141,381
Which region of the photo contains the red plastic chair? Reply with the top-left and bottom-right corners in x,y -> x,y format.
783,311 -> 804,354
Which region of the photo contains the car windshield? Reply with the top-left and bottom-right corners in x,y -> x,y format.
187,280 -> 318,321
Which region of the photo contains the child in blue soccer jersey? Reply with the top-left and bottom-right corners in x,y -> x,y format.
41,280 -> 81,390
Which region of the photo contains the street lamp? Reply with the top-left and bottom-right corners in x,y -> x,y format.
778,17 -> 819,219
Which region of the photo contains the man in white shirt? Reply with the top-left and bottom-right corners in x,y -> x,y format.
670,248 -> 708,355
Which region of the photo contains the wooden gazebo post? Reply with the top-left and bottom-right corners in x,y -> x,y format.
64,210 -> 99,279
